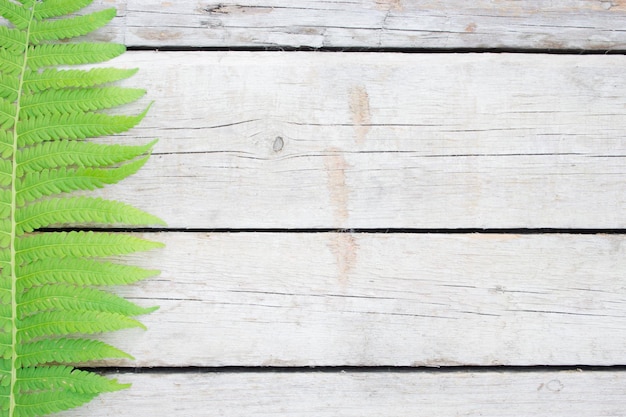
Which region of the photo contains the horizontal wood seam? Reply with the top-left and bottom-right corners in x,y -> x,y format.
83,365 -> 626,374
125,45 -> 626,55
40,228 -> 626,235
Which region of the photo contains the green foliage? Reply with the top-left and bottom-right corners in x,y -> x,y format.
0,0 -> 163,416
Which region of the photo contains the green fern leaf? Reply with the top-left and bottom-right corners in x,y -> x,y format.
23,67 -> 139,92
29,8 -> 116,44
14,391 -> 98,417
0,159 -> 10,186
0,48 -> 23,75
16,197 -> 165,233
16,366 -> 128,394
0,74 -> 19,102
17,258 -> 160,290
0,222 -> 10,248
0,27 -> 27,55
16,231 -> 164,264
0,1 -> 163,415
17,139 -> 156,174
18,284 -> 157,318
16,108 -> 149,145
0,99 -> 17,129
16,339 -> 132,368
0,134 -> 13,158
16,156 -> 149,205
28,43 -> 125,69
33,0 -> 93,20
20,87 -> 146,117
0,0 -> 29,29
17,311 -> 144,343
0,190 -> 11,218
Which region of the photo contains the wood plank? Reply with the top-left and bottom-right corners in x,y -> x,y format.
93,51 -> 626,229
100,232 -> 626,367
92,0 -> 626,50
64,370 -> 626,416
18,2 -> 626,51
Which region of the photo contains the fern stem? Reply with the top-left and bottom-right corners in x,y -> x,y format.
10,5 -> 36,417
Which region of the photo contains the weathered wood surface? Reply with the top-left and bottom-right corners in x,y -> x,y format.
96,232 -> 626,367
65,370 -> 626,417
88,0 -> 626,50
38,2 -> 626,415
93,51 -> 626,229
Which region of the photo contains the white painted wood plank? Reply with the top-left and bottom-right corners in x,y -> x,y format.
11,2 -> 626,50
64,370 -> 626,417
94,51 -> 626,229
101,232 -> 626,367
121,0 -> 626,50
15,1 -> 626,51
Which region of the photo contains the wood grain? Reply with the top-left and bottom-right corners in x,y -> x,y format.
99,232 -> 626,367
88,0 -> 626,50
5,2 -> 626,415
91,51 -> 626,229
65,370 -> 626,417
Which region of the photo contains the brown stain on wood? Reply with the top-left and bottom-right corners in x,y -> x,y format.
349,86 -> 371,144
328,234 -> 359,285
91,32 -> 116,42
324,150 -> 349,225
465,23 -> 477,33
135,29 -> 183,41
375,0 -> 404,11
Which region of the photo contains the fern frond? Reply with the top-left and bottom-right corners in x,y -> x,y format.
28,43 -> 125,69
0,2 -> 162,415
0,128 -> 12,145
16,197 -> 165,233
0,190 -> 10,218
17,311 -> 144,343
17,108 -> 149,145
18,284 -> 156,318
17,258 -> 160,290
16,231 -> 164,264
29,9 -> 116,44
15,391 -> 97,417
16,156 -> 150,205
0,48 -> 23,75
0,74 -> 19,101
16,339 -> 132,368
0,98 -> 16,129
20,87 -> 146,117
17,139 -> 156,174
0,222 -> 10,247
0,0 -> 29,29
17,366 -> 128,395
34,0 -> 92,19
0,159 -> 10,186
0,27 -> 27,55
23,67 -> 139,92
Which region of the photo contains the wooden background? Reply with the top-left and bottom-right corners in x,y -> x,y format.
67,1 -> 626,415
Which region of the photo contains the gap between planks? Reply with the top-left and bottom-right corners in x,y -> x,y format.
83,364 -> 626,374
44,227 -> 626,235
